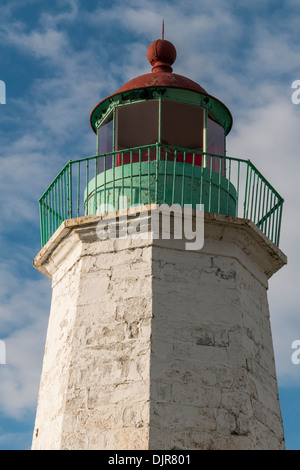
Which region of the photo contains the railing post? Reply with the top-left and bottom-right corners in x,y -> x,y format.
77,162 -> 81,217
139,148 -> 142,205
243,160 -> 250,219
208,155 -> 213,213
68,161 -> 72,219
172,147 -> 177,205
277,202 -> 283,246
156,142 -> 160,204
94,158 -> 98,215
191,152 -> 195,207
39,201 -> 44,247
181,150 -> 186,206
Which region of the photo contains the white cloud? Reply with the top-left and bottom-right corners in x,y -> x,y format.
0,19 -> 68,60
39,0 -> 79,28
227,85 -> 300,386
0,317 -> 49,419
0,267 -> 51,419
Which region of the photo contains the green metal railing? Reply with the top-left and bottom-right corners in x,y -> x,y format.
39,143 -> 283,248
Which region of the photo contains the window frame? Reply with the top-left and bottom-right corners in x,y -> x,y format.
96,93 -> 227,160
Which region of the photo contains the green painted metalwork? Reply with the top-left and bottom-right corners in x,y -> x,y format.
91,88 -> 232,136
38,143 -> 284,248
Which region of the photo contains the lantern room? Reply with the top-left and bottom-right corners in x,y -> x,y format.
87,37 -> 235,215
95,96 -> 227,171
91,38 -> 232,163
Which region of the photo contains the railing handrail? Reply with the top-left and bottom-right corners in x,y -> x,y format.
40,145 -> 283,204
39,160 -> 71,201
247,159 -> 283,202
38,143 -> 284,247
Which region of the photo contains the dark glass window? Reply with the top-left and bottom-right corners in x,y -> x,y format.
98,113 -> 113,155
206,116 -> 225,175
161,101 -> 204,150
97,113 -> 113,173
207,116 -> 225,155
116,100 -> 159,150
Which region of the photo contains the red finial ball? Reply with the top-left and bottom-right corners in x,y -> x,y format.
147,39 -> 177,73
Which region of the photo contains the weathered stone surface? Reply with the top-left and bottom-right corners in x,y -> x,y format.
31,209 -> 286,450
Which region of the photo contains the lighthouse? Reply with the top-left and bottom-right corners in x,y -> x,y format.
31,35 -> 286,450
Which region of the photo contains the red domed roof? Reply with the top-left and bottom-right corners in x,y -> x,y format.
115,71 -> 208,96
115,37 -> 208,96
90,36 -> 233,134
91,39 -> 209,118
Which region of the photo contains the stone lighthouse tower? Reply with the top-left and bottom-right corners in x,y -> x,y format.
32,35 -> 287,450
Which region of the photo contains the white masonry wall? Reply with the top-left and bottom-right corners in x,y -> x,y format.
32,225 -> 153,450
150,241 -> 284,449
31,209 -> 286,450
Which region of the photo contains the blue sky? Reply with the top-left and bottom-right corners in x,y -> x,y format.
0,0 -> 300,450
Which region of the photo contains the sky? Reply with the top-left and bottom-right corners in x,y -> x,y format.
0,0 -> 300,450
